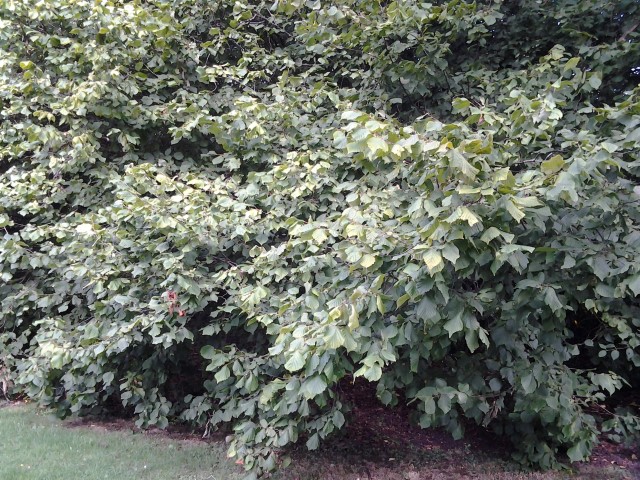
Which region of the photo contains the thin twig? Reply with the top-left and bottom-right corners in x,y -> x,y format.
618,21 -> 639,42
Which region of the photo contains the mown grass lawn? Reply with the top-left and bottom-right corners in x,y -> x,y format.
0,403 -> 242,480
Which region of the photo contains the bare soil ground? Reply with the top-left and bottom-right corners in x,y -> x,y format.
275,380 -> 639,480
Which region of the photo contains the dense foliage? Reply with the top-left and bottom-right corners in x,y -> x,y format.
1,0 -> 640,477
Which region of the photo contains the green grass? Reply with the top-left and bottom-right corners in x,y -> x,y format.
0,403 -> 242,480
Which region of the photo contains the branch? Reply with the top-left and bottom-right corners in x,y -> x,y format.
618,21 -> 639,42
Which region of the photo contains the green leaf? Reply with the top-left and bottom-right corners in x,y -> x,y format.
544,288 -> 563,313
489,378 -> 502,392
424,397 -> 436,414
520,373 -> 537,394
415,296 -> 438,321
567,442 -> 588,462
588,73 -> 602,90
452,98 -> 470,110
591,373 -> 617,395
422,250 -> 444,274
345,224 -> 363,237
624,127 -> 640,144
443,314 -> 464,337
360,253 -> 376,268
480,227 -> 501,243
628,274 -> 640,296
200,345 -> 216,360
285,351 -> 305,372
328,306 -> 342,321
362,364 -> 383,381
541,155 -> 565,174
312,228 -> 328,243
465,329 -> 479,352
376,295 -> 386,314
441,243 -> 460,265
458,207 -> 481,226
505,199 -> 525,222
371,274 -> 385,290
177,275 -> 202,296
76,223 -> 94,234
215,365 -> 230,383
348,305 -> 359,330
396,293 -> 410,309
437,394 -> 451,414
484,15 -> 496,26
449,150 -> 479,179
341,110 -> 363,121
324,326 -> 345,349
306,433 -> 320,450
260,381 -> 284,405
367,136 -> 389,156
564,57 -> 580,71
333,410 -> 345,429
301,375 -> 328,399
